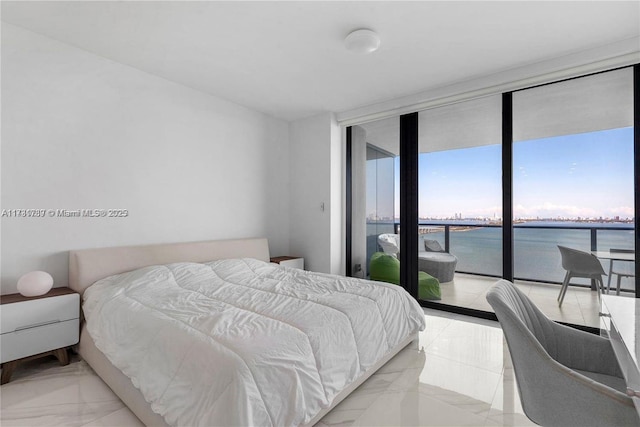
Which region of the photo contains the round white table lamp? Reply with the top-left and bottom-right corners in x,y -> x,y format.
17,271 -> 54,297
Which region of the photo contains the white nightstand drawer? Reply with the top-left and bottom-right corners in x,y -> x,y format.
271,256 -> 305,270
0,293 -> 79,334
1,318 -> 79,363
280,258 -> 304,269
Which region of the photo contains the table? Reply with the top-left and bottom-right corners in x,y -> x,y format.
592,250 -> 635,294
601,295 -> 640,417
592,250 -> 635,263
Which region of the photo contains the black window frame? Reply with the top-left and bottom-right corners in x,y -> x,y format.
345,63 -> 640,318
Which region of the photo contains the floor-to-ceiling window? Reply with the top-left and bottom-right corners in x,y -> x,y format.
346,65 -> 638,328
416,96 -> 503,309
511,68 -> 635,325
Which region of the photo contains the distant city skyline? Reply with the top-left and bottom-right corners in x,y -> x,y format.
365,213 -> 634,222
378,126 -> 634,221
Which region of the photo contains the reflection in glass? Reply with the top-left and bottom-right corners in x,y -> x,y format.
351,118 -> 399,279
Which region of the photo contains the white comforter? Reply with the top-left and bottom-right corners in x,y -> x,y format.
83,258 -> 425,426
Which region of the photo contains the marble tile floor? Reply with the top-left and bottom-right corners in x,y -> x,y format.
1,309 -> 536,427
431,273 -> 634,329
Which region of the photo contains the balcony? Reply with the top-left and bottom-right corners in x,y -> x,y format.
367,221 -> 635,329
433,273 -> 610,328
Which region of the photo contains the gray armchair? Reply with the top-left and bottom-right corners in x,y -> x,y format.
487,279 -> 638,427
557,245 -> 606,306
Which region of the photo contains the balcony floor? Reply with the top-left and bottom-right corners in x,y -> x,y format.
429,273 -> 634,329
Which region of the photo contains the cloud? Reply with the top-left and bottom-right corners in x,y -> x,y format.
514,202 -> 598,218
608,206 -> 634,216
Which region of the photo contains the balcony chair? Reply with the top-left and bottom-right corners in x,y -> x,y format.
607,248 -> 635,296
418,239 -> 458,283
377,234 -> 458,283
557,245 -> 606,307
487,279 -> 639,427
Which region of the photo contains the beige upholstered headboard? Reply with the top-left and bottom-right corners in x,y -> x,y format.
68,238 -> 270,295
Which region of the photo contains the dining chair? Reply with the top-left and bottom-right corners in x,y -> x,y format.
487,279 -> 639,427
607,248 -> 636,296
557,245 -> 606,306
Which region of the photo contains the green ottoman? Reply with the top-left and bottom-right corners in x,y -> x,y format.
418,271 -> 441,300
370,251 -> 401,285
369,252 -> 441,300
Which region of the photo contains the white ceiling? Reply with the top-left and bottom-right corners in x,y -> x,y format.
2,1 -> 639,122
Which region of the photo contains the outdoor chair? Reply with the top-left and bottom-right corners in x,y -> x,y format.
418,239 -> 458,282
487,279 -> 639,427
557,245 -> 606,306
377,234 -> 458,282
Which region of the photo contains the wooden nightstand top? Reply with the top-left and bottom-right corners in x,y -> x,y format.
270,256 -> 301,263
0,287 -> 77,305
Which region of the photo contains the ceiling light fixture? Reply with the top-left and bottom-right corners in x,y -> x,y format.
344,29 -> 380,54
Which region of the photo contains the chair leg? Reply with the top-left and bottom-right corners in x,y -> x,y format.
616,274 -> 622,296
558,273 -> 570,306
559,282 -> 568,306
596,278 -> 604,305
607,260 -> 613,294
558,272 -> 567,302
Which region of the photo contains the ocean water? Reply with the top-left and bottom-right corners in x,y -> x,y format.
366,221 -> 635,291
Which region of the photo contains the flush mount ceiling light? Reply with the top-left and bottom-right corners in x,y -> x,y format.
344,29 -> 380,54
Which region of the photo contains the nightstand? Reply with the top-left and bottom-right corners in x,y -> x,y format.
270,256 -> 305,270
0,287 -> 80,384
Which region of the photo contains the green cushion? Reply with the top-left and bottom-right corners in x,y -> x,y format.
419,271 -> 441,300
369,252 -> 400,285
369,252 -> 441,300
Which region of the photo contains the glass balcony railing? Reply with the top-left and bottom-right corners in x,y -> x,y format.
367,220 -> 635,292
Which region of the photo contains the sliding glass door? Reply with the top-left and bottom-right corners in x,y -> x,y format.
416,96 -> 502,309
511,69 -> 635,326
346,65 -> 638,327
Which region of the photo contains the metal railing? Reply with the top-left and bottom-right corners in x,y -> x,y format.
384,221 -> 635,286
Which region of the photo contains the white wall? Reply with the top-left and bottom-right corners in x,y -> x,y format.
289,113 -> 342,275
1,24 -> 290,294
349,125 -> 367,277
329,114 -> 343,276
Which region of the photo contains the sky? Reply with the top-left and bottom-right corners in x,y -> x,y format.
377,126 -> 634,220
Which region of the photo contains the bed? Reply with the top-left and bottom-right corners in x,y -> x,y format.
69,238 -> 425,426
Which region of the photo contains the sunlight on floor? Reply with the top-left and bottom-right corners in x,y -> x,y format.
429,273 -> 634,329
